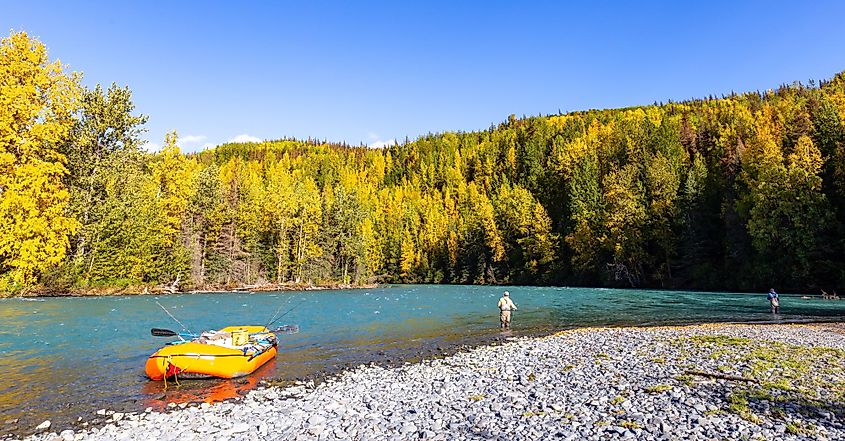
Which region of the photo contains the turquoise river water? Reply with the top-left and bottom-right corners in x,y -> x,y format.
1,284 -> 843,436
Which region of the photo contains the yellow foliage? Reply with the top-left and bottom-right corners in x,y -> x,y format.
291,177 -> 323,282
0,32 -> 81,288
749,105 -> 784,166
361,218 -> 384,275
146,132 -> 200,246
399,229 -> 416,279
788,135 -> 823,181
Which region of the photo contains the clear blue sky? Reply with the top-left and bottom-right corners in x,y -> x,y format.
5,1 -> 845,152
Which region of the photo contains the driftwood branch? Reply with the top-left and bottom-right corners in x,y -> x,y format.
684,370 -> 759,383
161,275 -> 181,294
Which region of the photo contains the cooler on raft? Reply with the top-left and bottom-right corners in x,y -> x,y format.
145,326 -> 278,380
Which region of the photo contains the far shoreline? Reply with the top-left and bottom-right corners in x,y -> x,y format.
6,282 -> 380,299
5,282 -> 845,300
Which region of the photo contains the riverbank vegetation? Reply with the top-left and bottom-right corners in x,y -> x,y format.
2,31 -> 845,295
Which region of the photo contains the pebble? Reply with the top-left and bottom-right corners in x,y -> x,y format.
34,420 -> 51,433
307,415 -> 326,425
18,324 -> 845,441
231,422 -> 249,433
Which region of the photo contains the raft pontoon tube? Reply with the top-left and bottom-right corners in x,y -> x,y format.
145,326 -> 277,380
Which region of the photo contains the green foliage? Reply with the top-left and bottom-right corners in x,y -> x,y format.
494,183 -> 557,283
5,30 -> 845,292
61,83 -> 148,286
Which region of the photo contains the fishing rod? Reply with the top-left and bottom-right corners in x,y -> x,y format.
264,296 -> 294,329
267,297 -> 307,328
155,301 -> 194,337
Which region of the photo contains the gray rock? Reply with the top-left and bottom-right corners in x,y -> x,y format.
35,420 -> 51,433
308,415 -> 327,425
400,422 -> 418,434
231,423 -> 250,433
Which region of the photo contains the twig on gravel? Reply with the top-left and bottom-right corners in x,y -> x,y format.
684,370 -> 759,383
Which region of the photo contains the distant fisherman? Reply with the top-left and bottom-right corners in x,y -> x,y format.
767,288 -> 780,314
497,291 -> 518,330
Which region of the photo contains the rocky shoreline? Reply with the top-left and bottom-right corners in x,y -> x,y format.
16,323 -> 845,441
9,282 -> 378,298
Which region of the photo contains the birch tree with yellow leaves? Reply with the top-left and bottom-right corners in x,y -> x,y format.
0,32 -> 81,290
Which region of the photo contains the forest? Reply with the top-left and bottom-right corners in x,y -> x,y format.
2,31 -> 845,295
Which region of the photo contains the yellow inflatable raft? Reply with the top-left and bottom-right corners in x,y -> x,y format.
145,326 -> 278,380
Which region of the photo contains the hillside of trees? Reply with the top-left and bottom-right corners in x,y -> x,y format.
3,31 -> 845,295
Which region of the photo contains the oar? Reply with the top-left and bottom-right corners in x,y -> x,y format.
151,328 -> 178,337
153,326 -> 297,337
151,328 -> 196,338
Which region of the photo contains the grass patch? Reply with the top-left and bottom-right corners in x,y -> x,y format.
688,335 -> 752,346
645,384 -> 672,393
727,393 -> 762,423
674,374 -> 695,386
785,421 -> 817,436
468,394 -> 485,401
610,395 -> 625,405
678,334 -> 845,424
620,420 -> 642,430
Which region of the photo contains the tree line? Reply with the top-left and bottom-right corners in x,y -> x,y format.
2,31 -> 845,295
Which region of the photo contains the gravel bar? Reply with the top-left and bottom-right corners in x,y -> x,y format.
19,323 -> 845,441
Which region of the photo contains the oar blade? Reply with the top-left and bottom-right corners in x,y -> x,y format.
151,328 -> 179,337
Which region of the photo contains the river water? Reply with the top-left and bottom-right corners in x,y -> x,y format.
1,284 -> 843,435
